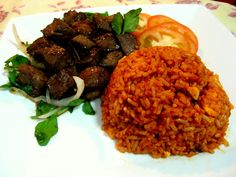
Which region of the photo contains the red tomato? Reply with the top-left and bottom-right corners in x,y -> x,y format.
147,15 -> 177,28
138,26 -> 194,53
156,22 -> 198,53
132,13 -> 151,37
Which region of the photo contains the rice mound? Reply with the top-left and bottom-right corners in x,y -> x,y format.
101,46 -> 233,158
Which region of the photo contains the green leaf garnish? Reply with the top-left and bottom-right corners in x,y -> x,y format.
8,70 -> 19,86
82,101 -> 95,115
111,8 -> 142,35
0,83 -> 12,89
123,8 -> 142,34
35,101 -> 57,117
67,98 -> 84,107
4,54 -> 29,70
1,54 -> 30,90
35,115 -> 58,146
32,99 -> 86,120
112,12 -> 123,35
84,11 -> 109,21
20,85 -> 33,95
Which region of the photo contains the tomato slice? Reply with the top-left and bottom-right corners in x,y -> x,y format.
132,13 -> 151,37
147,15 -> 177,28
138,26 -> 192,53
156,22 -> 198,53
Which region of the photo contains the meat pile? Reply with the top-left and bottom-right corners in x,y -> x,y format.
17,10 -> 140,100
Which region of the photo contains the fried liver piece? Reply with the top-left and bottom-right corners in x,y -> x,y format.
79,66 -> 110,88
42,18 -> 77,40
63,11 -> 87,26
76,48 -> 102,67
93,13 -> 112,32
99,50 -> 124,68
72,35 -> 96,49
117,33 -> 140,55
27,37 -> 52,57
36,45 -> 73,73
81,89 -> 102,100
27,37 -> 74,73
95,33 -> 120,51
72,20 -> 93,36
47,69 -> 75,99
17,64 -> 48,97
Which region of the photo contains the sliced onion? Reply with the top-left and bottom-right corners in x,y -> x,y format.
12,24 -> 31,59
10,87 -> 44,103
46,76 -> 85,107
32,107 -> 62,119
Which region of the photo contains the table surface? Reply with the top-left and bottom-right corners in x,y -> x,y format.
0,0 -> 235,38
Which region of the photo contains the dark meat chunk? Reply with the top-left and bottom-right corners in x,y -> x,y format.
93,13 -> 112,32
36,44 -> 74,73
27,38 -> 73,72
79,66 -> 110,88
65,66 -> 79,76
81,89 -> 102,100
47,69 -> 75,99
67,42 -> 82,61
72,20 -> 93,35
76,48 -> 102,67
41,18 -> 77,39
76,12 -> 88,21
63,11 -> 87,25
106,15 -> 114,23
63,10 -> 79,25
17,64 -> 48,97
117,33 -> 140,55
99,50 -> 123,68
27,37 -> 52,57
72,35 -> 95,49
95,33 -> 119,51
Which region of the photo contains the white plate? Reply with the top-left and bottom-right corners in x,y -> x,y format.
1,4 -> 236,177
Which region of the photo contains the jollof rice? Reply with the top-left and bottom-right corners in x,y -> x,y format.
101,46 -> 233,158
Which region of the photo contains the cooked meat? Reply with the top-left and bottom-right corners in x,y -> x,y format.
79,66 -> 110,88
76,12 -> 88,21
117,33 -> 140,55
63,11 -> 88,26
106,14 -> 114,23
76,48 -> 102,67
81,89 -> 102,100
35,44 -> 73,72
42,18 -> 77,39
17,64 -> 48,97
22,9 -> 142,101
27,38 -> 74,72
47,69 -> 75,99
95,33 -> 119,51
63,10 -> 80,25
64,66 -> 79,76
72,35 -> 96,49
93,13 -> 112,32
99,50 -> 124,68
72,20 -> 93,35
27,37 -> 52,57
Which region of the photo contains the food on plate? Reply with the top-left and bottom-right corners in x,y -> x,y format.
132,13 -> 151,36
25,9 -> 140,101
101,46 -> 233,158
133,14 -> 198,54
147,15 -> 178,28
0,7 -> 231,154
0,9 -> 141,146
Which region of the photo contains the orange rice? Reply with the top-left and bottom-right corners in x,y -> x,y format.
101,46 -> 233,158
